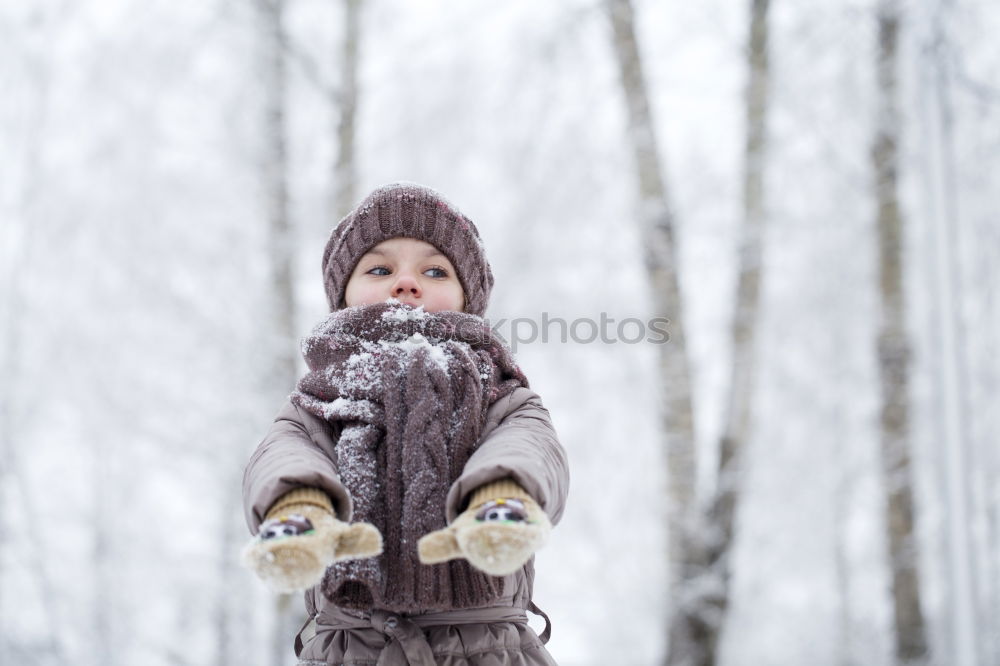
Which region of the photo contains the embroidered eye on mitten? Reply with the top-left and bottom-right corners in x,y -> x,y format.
241,488 -> 383,593
417,479 -> 551,576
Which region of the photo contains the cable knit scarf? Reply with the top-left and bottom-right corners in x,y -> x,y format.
290,301 -> 528,613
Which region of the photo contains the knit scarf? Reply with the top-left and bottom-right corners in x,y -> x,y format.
290,301 -> 527,613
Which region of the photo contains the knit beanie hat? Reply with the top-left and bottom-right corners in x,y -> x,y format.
322,183 -> 494,316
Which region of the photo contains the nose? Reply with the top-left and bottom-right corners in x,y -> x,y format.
391,272 -> 422,299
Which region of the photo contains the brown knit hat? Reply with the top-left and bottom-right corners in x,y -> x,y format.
322,183 -> 494,316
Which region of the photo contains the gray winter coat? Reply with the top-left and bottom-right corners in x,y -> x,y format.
243,386 -> 570,665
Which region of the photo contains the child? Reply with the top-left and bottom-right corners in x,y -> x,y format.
242,182 -> 570,665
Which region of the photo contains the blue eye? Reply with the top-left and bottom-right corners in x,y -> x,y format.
367,266 -> 391,276
424,267 -> 448,278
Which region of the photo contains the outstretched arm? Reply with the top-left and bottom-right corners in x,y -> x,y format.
243,399 -> 353,531
445,387 -> 569,524
241,400 -> 381,591
420,388 -> 570,575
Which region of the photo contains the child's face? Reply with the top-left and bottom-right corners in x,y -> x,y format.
344,237 -> 466,312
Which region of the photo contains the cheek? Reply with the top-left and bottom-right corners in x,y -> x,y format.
344,279 -> 378,307
437,284 -> 466,312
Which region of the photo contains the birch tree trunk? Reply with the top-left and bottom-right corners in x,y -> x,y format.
604,1 -> 699,664
872,3 -> 929,663
918,1 -> 979,662
0,83 -> 30,666
333,0 -> 361,219
0,32 -> 66,660
93,431 -> 114,666
260,0 -> 297,388
215,488 -> 243,666
704,0 -> 771,661
1,272 -> 66,663
257,1 -> 300,664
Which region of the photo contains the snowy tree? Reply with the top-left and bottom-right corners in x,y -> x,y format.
603,0 -> 701,663
871,1 -> 929,662
332,0 -> 362,219
2,2 -> 999,665
912,0 -> 991,663
254,1 -> 303,663
706,0 -> 771,662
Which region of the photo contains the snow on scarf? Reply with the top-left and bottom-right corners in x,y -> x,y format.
290,301 -> 528,613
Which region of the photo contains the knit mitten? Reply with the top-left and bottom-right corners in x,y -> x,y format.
241,488 -> 382,593
418,479 -> 551,576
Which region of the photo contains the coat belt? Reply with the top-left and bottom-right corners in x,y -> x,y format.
297,604 -> 538,666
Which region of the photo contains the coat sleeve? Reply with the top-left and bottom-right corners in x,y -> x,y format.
445,387 -> 570,525
242,399 -> 353,533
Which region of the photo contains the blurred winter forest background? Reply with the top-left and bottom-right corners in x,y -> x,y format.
1,0 -> 998,664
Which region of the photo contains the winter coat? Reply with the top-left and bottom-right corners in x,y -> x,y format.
290,302 -> 534,613
243,385 -> 570,665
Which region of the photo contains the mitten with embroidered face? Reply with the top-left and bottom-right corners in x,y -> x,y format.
417,479 -> 551,576
241,488 -> 382,593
